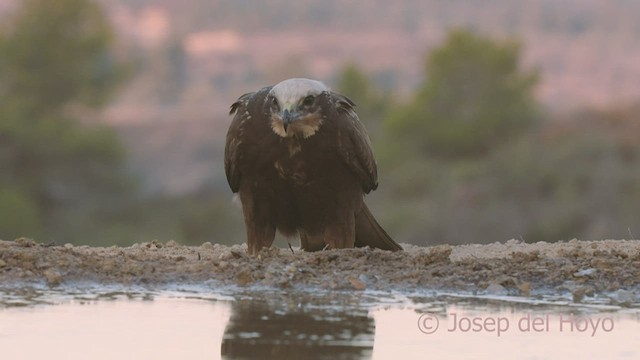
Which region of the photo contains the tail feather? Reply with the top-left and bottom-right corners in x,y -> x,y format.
354,203 -> 403,251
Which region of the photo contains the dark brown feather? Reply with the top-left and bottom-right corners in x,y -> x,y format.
354,203 -> 403,251
224,84 -> 402,254
224,88 -> 270,192
331,93 -> 378,193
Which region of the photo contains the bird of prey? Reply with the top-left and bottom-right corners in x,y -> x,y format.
225,78 -> 402,254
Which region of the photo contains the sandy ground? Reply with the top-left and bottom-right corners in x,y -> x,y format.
1,238 -> 639,304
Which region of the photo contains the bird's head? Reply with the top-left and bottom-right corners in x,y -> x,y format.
266,78 -> 329,138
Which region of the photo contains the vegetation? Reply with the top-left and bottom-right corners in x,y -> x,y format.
0,0 -> 133,242
357,30 -> 640,245
387,29 -> 539,159
335,64 -> 393,137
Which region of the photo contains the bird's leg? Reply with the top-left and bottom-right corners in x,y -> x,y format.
239,192 -> 276,255
246,224 -> 275,255
324,213 -> 355,249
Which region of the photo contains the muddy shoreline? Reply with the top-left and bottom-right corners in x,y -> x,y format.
1,238 -> 639,305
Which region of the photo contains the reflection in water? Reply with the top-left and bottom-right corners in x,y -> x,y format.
221,299 -> 374,359
0,292 -> 639,360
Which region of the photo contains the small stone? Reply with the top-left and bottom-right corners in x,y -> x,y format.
43,269 -> 62,287
607,281 -> 621,292
166,240 -> 178,247
327,279 -> 339,289
572,287 -> 586,303
64,243 -> 74,250
0,259 -> 6,268
518,282 -> 531,297
348,276 -> 366,291
506,238 -> 523,245
236,269 -> 253,286
15,237 -> 36,247
573,268 -> 597,277
201,242 -> 214,250
277,279 -> 291,289
485,283 -> 508,295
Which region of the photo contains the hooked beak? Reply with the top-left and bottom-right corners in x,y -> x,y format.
282,109 -> 292,132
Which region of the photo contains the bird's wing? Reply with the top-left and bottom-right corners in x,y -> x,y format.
331,92 -> 379,193
224,92 -> 255,193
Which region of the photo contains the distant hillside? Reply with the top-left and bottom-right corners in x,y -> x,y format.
100,0 -> 640,35
4,0 -> 640,109
98,0 -> 640,115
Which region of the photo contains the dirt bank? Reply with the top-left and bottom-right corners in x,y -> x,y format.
1,238 -> 639,304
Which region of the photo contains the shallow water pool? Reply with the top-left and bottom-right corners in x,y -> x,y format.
1,290 -> 639,359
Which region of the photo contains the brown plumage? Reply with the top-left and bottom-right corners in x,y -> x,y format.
224,78 -> 402,254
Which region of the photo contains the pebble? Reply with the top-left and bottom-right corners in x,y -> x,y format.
43,269 -> 62,287
15,237 -> 36,247
485,283 -> 508,295
572,288 -> 586,303
166,240 -> 178,248
348,276 -> 366,291
571,286 -> 594,303
518,282 -> 531,297
573,268 -> 597,277
236,269 -> 253,286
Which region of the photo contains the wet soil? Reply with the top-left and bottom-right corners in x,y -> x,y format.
1,238 -> 639,304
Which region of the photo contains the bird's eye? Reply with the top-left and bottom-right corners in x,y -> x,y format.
271,96 -> 279,109
302,95 -> 315,106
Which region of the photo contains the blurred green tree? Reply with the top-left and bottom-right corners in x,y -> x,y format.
387,29 -> 539,158
0,0 -> 122,113
0,0 -> 132,241
334,64 -> 393,136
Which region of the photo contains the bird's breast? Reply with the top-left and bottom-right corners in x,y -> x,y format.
272,138 -> 316,185
273,158 -> 310,185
